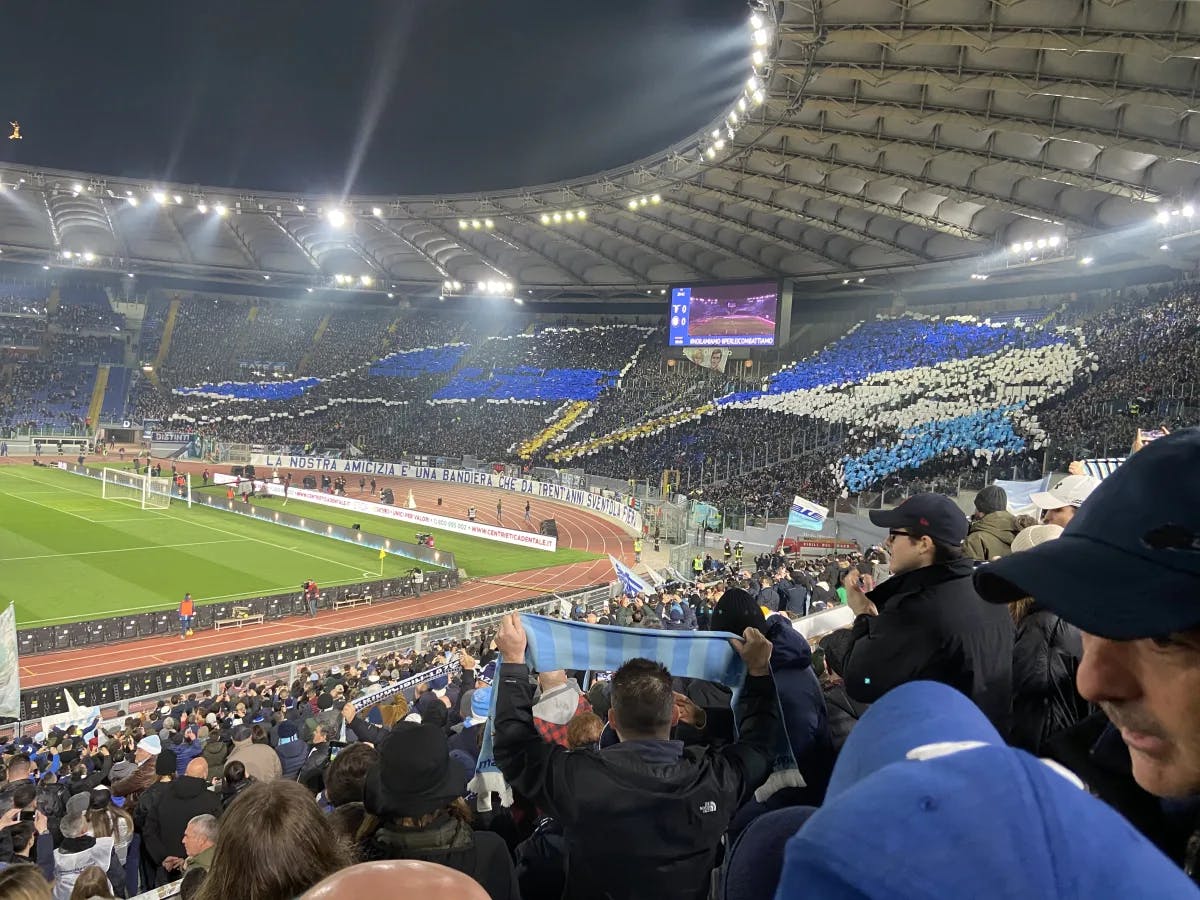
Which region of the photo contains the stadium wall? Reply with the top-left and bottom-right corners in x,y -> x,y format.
251,452 -> 644,533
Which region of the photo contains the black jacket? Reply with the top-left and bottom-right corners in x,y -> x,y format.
493,661 -> 778,900
842,558 -> 1014,733
143,776 -> 223,872
1010,607 -> 1087,754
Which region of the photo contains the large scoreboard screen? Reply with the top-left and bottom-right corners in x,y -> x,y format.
667,280 -> 779,347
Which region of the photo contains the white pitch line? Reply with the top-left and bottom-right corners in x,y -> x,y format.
0,487 -> 98,523
0,538 -> 245,562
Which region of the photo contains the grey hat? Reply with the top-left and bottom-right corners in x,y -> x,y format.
974,484 -> 1008,515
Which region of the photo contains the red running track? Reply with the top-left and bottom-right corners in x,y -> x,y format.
19,459 -> 633,689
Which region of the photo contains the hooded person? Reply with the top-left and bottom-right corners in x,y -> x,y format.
226,724 -> 282,784
356,723 -> 519,900
143,757 -> 223,886
964,484 -> 1021,562
200,728 -> 228,773
759,681 -> 1199,899
713,589 -> 834,805
275,721 -> 308,780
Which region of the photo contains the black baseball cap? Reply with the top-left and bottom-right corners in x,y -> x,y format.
869,493 -> 968,547
974,428 -> 1200,639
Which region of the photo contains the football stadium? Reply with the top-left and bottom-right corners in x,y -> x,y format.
1,1 -> 1200,897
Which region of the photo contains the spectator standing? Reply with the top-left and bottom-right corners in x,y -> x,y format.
975,429 -> 1200,884
963,484 -> 1020,561
1028,474 -> 1101,527
52,809 -> 122,900
356,724 -> 519,899
531,671 -> 590,748
143,758 -> 222,886
492,612 -> 778,900
841,493 -> 1014,733
226,725 -> 282,784
111,735 -> 162,808
178,594 -> 194,640
274,722 -> 306,780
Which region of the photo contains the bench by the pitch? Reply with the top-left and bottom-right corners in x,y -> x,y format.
333,594 -> 372,610
214,606 -> 266,630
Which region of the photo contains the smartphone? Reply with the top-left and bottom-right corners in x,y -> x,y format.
19,810 -> 35,821
1140,429 -> 1166,443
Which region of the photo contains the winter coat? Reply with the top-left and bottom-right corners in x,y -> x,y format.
764,616 -> 834,801
52,834 -> 120,900
110,758 -> 158,807
226,739 -> 282,783
843,558 -> 1015,734
172,737 -> 203,777
360,814 -> 519,900
964,510 -> 1021,561
494,661 -> 778,900
201,739 -> 228,773
142,775 -> 223,879
132,779 -> 171,835
275,737 -> 308,779
822,682 -> 870,753
1011,607 -> 1087,755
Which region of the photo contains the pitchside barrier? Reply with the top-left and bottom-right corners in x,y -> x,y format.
4,585 -> 610,734
250,452 -> 645,534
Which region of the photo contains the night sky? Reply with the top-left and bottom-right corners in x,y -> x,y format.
0,1 -> 748,196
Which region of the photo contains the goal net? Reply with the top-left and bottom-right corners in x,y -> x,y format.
101,468 -> 185,509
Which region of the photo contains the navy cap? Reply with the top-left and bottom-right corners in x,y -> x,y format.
869,493 -> 967,546
974,428 -> 1200,639
776,682 -> 1198,899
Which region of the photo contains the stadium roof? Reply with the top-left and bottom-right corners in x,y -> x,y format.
2,0 -> 1199,299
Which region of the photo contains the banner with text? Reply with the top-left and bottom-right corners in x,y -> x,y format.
252,453 -> 643,533
352,661 -> 462,711
260,483 -> 557,551
0,605 -> 19,720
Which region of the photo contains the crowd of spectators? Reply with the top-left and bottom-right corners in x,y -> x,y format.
6,431 -> 1199,898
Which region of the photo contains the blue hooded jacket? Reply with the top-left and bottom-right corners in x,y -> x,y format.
765,616 -> 834,802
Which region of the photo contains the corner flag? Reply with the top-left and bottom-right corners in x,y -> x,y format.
378,547 -> 387,560
609,554 -> 651,596
787,495 -> 828,532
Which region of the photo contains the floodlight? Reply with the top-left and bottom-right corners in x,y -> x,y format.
1009,242 -> 1021,253
72,183 -> 83,193
752,50 -> 765,66
82,251 -> 95,262
753,90 -> 765,105
1048,235 -> 1061,247
753,28 -> 768,46
540,213 -> 551,224
504,282 -> 513,292
452,281 -> 462,290
360,275 -> 373,287
214,203 -> 228,217
628,200 -> 638,210
728,111 -> 738,125
553,212 -> 563,222
857,277 -> 865,283
372,207 -> 383,217
327,208 -> 347,227
306,287 -> 314,293
842,279 -> 849,285
639,198 -> 648,207
650,194 -> 661,204
714,139 -> 725,150
748,76 -> 759,91
126,195 -> 139,207
1022,241 -> 1033,251
705,146 -> 716,159
514,297 -> 524,305
484,218 -> 494,229
471,219 -> 482,229
1036,238 -> 1046,249
477,281 -> 487,292
1080,256 -> 1094,266
750,13 -> 763,28
61,250 -> 72,259
459,220 -> 468,229
152,191 -> 166,204
41,265 -> 49,270
1157,210 -> 1170,225
1160,243 -> 1170,251
197,202 -> 208,213
564,210 -> 574,221
577,209 -> 586,219
263,274 -> 270,280
737,97 -> 747,112
296,204 -> 305,212
173,195 -> 183,205
1185,205 -> 1195,218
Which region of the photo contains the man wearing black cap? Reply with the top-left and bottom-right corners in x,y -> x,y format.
839,492 -> 1014,732
974,429 -> 1200,884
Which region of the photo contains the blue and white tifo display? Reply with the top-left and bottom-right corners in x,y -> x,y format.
668,280 -> 779,347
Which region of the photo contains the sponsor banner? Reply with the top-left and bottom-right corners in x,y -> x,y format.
352,661 -> 462,711
0,605 -> 18,720
251,453 -> 643,533
780,537 -> 858,554
145,430 -> 195,443
259,483 -> 557,551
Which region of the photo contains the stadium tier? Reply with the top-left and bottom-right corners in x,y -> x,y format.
3,1 -> 1200,895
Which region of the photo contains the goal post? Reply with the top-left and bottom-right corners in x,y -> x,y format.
101,467 -> 175,510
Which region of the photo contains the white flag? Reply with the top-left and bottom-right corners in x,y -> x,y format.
0,605 -> 20,720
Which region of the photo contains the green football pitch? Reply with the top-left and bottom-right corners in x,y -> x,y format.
0,465 -> 599,628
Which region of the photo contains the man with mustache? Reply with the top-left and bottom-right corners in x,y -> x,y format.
975,428 -> 1200,885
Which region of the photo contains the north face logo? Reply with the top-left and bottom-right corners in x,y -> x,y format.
699,801 -> 717,814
